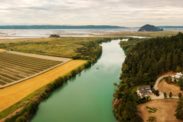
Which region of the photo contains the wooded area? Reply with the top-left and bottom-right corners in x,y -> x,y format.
113,32 -> 183,122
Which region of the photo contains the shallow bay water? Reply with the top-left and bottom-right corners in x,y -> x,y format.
31,39 -> 126,122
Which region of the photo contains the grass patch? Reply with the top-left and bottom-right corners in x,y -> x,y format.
103,31 -> 179,38
146,106 -> 157,113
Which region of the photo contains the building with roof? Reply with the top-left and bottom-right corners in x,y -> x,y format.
172,72 -> 183,81
137,85 -> 152,99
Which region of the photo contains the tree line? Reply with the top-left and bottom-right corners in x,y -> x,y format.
113,32 -> 183,122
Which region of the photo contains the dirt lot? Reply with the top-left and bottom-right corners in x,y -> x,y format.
158,79 -> 181,96
0,60 -> 86,113
137,99 -> 183,122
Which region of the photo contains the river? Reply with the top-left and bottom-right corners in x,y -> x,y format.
31,39 -> 126,122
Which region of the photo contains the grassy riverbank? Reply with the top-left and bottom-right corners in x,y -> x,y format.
0,37 -> 117,58
101,31 -> 179,38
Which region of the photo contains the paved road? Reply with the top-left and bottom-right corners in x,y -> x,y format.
151,74 -> 179,100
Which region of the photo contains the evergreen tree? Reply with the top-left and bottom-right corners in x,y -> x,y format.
164,92 -> 167,99
175,97 -> 183,120
178,93 -> 182,99
169,92 -> 172,98
178,76 -> 183,90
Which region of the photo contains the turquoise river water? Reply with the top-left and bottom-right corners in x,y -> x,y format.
31,39 -> 126,122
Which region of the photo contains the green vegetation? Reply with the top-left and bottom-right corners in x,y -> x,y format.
175,97 -> 183,120
113,33 -> 183,121
119,38 -> 146,54
104,31 -> 179,38
146,116 -> 157,122
178,76 -> 183,90
15,116 -> 26,122
0,37 -> 113,58
146,106 -> 157,113
164,92 -> 167,99
179,93 -> 182,99
169,92 -> 172,98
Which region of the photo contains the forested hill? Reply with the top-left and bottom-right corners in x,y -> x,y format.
113,32 -> 183,122
0,25 -> 124,29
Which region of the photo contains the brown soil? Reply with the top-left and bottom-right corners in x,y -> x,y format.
137,99 -> 183,122
158,79 -> 181,96
0,60 -> 86,113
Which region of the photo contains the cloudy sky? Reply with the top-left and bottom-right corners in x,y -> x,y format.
0,0 -> 182,27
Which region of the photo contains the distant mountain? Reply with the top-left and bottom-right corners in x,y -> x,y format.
0,25 -> 126,29
158,26 -> 183,28
138,24 -> 164,32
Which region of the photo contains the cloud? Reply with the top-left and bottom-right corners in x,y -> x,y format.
0,0 -> 183,26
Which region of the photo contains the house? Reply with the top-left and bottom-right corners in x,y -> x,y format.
137,85 -> 152,99
172,72 -> 183,81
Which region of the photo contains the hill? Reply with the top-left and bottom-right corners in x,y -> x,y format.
138,24 -> 164,31
0,25 -> 125,29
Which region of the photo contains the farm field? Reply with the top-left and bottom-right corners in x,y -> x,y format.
0,60 -> 86,113
0,52 -> 66,88
137,99 -> 182,122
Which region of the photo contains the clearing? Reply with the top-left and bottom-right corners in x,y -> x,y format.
137,99 -> 182,122
0,60 -> 86,113
158,79 -> 181,96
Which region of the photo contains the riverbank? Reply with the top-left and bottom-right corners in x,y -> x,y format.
0,60 -> 86,120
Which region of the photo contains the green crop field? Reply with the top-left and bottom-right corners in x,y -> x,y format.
0,52 -> 62,86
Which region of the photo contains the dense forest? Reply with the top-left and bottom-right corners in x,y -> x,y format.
113,32 -> 183,122
119,38 -> 146,54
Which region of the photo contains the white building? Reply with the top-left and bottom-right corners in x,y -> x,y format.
172,72 -> 183,81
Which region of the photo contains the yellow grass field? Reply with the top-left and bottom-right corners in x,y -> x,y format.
0,60 -> 86,113
137,99 -> 183,122
0,49 -> 5,52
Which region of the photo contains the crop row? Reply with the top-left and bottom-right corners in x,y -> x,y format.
0,52 -> 62,86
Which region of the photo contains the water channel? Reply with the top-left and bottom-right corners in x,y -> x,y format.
31,39 -> 126,122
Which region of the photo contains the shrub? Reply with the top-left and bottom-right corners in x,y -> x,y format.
63,75 -> 68,82
164,92 -> 167,99
154,90 -> 159,96
41,92 -> 49,99
15,116 -> 26,122
71,70 -> 77,77
178,93 -> 182,99
47,83 -> 54,92
146,116 -> 157,122
169,92 -> 172,98
26,101 -> 39,114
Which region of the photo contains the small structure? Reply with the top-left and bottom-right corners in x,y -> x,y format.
172,72 -> 183,81
49,34 -> 60,38
137,85 -> 152,99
